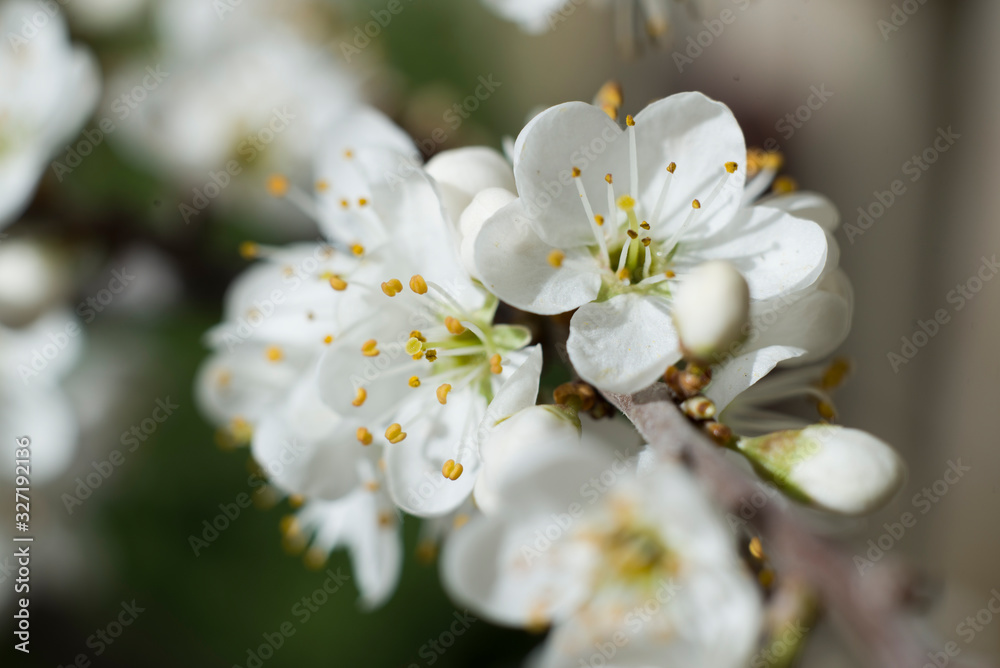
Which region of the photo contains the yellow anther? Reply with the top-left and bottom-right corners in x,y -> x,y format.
378,511 -> 395,527
749,537 -> 766,560
773,175 -> 799,194
760,151 -> 784,171
489,353 -> 503,374
759,568 -> 775,589
329,275 -> 348,291
625,114 -> 635,127
408,375 -> 421,388
445,316 -> 466,335
442,459 -> 464,481
352,388 -> 367,407
356,427 -> 373,445
547,249 -> 565,268
425,349 -> 438,362
571,167 -> 581,178
817,400 -> 837,422
365,480 -> 380,492
323,335 -> 334,345
381,282 -> 397,297
304,547 -> 327,570
416,540 -> 437,564
340,199 -> 349,209
343,149 -> 354,159
385,423 -> 407,444
821,358 -> 851,390
664,270 -> 676,278
641,237 -> 651,247
594,80 -> 623,120
725,161 -> 739,174
358,198 -> 369,207
616,195 -> 636,211
405,337 -> 424,355
280,515 -> 299,536
640,221 -> 650,230
626,229 -> 638,239
409,330 -> 426,342
380,278 -> 403,297
239,241 -> 259,259
412,351 -> 425,360
436,384 -> 452,405
594,214 -> 605,226
605,173 -> 613,184
692,199 -> 702,209
361,339 -> 379,357
217,370 -> 232,388
266,174 -> 289,197
452,514 -> 470,531
351,243 -> 365,256
666,163 -> 677,174
229,417 -> 253,445
315,179 -> 329,192
288,494 -> 304,509
409,274 -> 428,294
617,268 -> 630,281
265,345 -> 283,362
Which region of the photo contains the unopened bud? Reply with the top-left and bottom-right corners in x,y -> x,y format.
736,425 -> 905,515
672,261 -> 750,362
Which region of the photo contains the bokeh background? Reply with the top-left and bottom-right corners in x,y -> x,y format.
4,0 -> 999,666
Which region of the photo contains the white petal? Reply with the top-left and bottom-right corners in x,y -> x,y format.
426,147 -> 515,224
478,344 -> 543,429
459,187 -> 517,280
512,102 -> 629,248
686,205 -> 828,301
762,191 -> 840,232
634,92 -> 746,238
567,294 -> 682,394
475,200 -> 601,315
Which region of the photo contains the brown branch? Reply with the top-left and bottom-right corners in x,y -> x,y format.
604,384 -> 990,668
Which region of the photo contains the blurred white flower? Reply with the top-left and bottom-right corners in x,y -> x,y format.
472,92 -> 828,394
671,259 -> 749,361
443,442 -> 762,667
0,1 -> 99,226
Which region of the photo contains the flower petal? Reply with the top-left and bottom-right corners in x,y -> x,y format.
475,200 -> 601,315
567,294 -> 682,394
426,147 -> 515,224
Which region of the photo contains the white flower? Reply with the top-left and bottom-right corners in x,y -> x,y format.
473,92 -> 828,394
443,442 -> 761,668
736,425 -> 905,515
671,260 -> 749,360
0,1 -> 99,226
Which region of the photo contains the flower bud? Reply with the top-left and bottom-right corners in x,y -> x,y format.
736,425 -> 905,515
671,261 -> 750,362
474,405 -> 580,515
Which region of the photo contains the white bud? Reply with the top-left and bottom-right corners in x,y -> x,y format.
737,425 -> 905,515
671,261 -> 750,361
474,405 -> 579,515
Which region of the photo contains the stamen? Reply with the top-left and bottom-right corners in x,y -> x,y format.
265,346 -> 283,362
626,229 -> 638,239
547,249 -> 565,268
441,459 -> 464,481
436,384 -> 452,405
358,197 -> 369,207
409,275 -> 428,294
266,174 -> 289,198
490,353 -> 503,374
239,241 -> 259,259
380,278 -> 403,297
572,168 -> 610,263
425,349 -> 438,362
640,221 -> 650,230
444,316 -> 466,335
408,376 -> 421,388
329,275 -> 348,291
409,330 -> 426,342
626,115 -> 638,200
726,161 -> 739,174
351,243 -> 365,256
352,388 -> 367,407
594,81 -> 623,120
315,180 -> 329,192
606,174 -> 617,232
385,423 -> 407,444
357,427 -> 373,445
323,335 -> 334,345
361,339 -> 379,357
650,163 -> 676,227
642,238 -> 653,278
